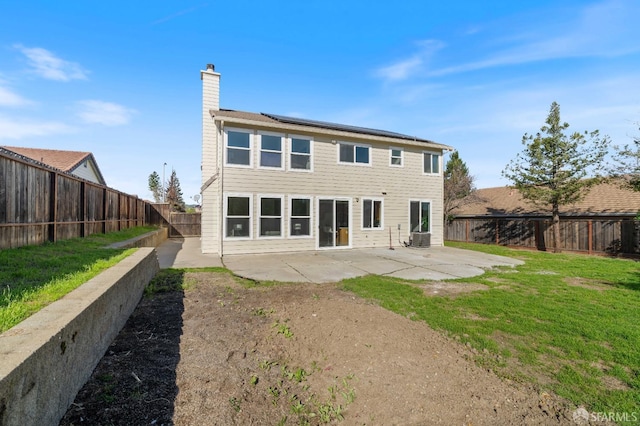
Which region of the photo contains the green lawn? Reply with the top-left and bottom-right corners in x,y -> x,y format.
0,226 -> 158,333
342,242 -> 640,416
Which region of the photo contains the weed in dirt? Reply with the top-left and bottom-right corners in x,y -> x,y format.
282,365 -> 309,383
273,320 -> 294,338
229,397 -> 241,412
250,375 -> 259,386
259,359 -> 277,371
144,269 -> 186,295
97,374 -> 116,404
252,307 -> 274,316
261,357 -> 356,424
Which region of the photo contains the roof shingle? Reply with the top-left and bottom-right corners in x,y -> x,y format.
452,182 -> 640,217
2,146 -> 91,172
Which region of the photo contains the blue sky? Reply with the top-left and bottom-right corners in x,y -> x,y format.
1,0 -> 639,201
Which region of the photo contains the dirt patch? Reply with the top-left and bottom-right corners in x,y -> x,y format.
61,272 -> 578,425
421,281 -> 489,297
565,277 -> 611,291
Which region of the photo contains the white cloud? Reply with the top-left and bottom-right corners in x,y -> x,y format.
0,114 -> 75,140
151,4 -> 209,25
377,1 -> 640,80
0,85 -> 32,107
376,56 -> 423,81
76,100 -> 136,126
375,40 -> 445,82
14,45 -> 88,81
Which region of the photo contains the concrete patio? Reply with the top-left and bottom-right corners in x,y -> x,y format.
156,237 -> 523,283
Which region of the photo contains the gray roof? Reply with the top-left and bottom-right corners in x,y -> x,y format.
212,109 -> 450,150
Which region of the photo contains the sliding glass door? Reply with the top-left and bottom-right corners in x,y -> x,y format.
318,199 -> 350,248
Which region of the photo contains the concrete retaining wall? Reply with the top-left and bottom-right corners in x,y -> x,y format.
108,227 -> 168,249
0,248 -> 160,426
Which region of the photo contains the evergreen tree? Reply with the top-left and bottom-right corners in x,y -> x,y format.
165,169 -> 186,212
502,102 -> 609,252
148,171 -> 162,203
609,126 -> 640,191
443,151 -> 476,226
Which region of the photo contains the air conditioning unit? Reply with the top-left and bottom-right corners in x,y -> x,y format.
410,232 -> 431,248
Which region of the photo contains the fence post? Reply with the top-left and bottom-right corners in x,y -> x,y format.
495,219 -> 499,245
588,220 -> 593,254
48,171 -> 57,243
465,219 -> 469,242
80,181 -> 86,238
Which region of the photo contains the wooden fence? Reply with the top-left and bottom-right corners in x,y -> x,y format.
0,150 -> 151,249
445,217 -> 640,255
144,203 -> 201,238
168,212 -> 201,237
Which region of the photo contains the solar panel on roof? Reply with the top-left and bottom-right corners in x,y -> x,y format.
261,112 -> 429,143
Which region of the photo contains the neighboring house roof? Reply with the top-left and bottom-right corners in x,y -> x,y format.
452,182 -> 640,217
211,109 -> 453,151
1,146 -> 107,186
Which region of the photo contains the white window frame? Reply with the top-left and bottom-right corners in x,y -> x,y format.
361,197 -> 384,230
223,193 -> 253,240
288,135 -> 314,172
316,197 -> 353,250
258,194 -> 284,239
408,199 -> 432,233
258,131 -> 284,170
423,151 -> 441,175
337,142 -> 371,166
289,195 -> 313,238
224,128 -> 253,168
389,147 -> 403,167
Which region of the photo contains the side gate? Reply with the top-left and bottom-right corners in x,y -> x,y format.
169,212 -> 201,238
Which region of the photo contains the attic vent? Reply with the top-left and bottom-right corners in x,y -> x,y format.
410,232 -> 431,248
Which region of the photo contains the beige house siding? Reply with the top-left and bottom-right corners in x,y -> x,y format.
200,68 -> 220,254
200,65 -> 449,256
216,126 -> 444,255
71,160 -> 101,185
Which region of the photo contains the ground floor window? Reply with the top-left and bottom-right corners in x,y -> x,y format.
410,200 -> 431,233
290,197 -> 311,237
362,198 -> 383,229
259,196 -> 283,237
226,195 -> 251,238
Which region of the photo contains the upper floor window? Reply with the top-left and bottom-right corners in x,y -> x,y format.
290,136 -> 313,171
225,129 -> 252,167
259,133 -> 283,169
390,148 -> 403,167
339,142 -> 370,165
423,152 -> 440,174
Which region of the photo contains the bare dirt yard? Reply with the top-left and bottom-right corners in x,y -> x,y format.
60,271 -> 579,425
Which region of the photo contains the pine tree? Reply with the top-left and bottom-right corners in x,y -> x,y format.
609,126 -> 640,191
148,171 -> 162,203
165,169 -> 186,212
443,151 -> 476,226
502,102 -> 609,252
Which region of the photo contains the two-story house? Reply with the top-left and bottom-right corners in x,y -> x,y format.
200,64 -> 452,255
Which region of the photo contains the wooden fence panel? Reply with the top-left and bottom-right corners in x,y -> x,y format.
0,151 -> 153,249
169,213 -> 201,237
446,217 -> 638,256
